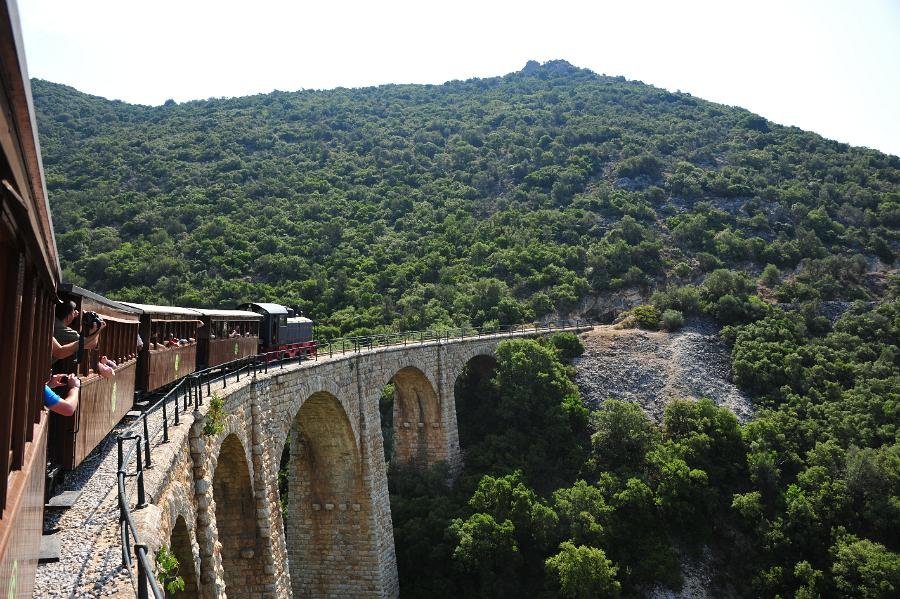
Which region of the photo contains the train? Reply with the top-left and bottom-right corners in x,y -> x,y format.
0,4 -> 316,591
45,295 -> 317,471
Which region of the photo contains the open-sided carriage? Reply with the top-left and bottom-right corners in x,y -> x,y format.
50,285 -> 140,470
195,308 -> 261,369
120,303 -> 202,395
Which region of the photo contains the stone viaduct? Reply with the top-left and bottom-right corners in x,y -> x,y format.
130,329 -> 580,598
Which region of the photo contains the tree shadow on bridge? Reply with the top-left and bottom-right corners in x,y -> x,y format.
453,355 -> 500,454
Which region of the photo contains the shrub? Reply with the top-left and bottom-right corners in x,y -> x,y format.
701,269 -> 756,305
547,332 -> 585,362
652,285 -> 701,315
155,545 -> 185,595
697,252 -> 723,272
632,305 -> 661,330
760,263 -> 781,287
674,262 -> 692,278
203,393 -> 225,437
661,309 -> 684,331
615,154 -> 663,179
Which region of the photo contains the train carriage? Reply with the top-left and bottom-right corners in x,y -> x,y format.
120,303 -> 202,394
195,308 -> 261,369
49,285 -> 140,470
0,0 -> 62,595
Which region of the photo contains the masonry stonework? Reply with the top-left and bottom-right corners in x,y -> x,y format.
131,332 -> 562,598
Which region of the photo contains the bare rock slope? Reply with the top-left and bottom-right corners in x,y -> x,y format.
574,319 -> 753,423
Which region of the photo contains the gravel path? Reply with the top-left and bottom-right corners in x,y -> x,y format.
574,318 -> 753,423
35,418 -> 140,598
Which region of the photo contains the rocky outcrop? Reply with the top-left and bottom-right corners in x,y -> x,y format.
574,318 -> 753,422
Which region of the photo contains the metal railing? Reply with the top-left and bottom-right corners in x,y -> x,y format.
115,319 -> 589,596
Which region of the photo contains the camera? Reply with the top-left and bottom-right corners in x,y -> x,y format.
82,311 -> 104,333
60,375 -> 69,386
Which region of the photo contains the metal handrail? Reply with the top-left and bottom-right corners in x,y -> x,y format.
115,319 -> 589,596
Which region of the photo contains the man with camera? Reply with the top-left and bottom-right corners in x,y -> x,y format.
52,300 -> 105,363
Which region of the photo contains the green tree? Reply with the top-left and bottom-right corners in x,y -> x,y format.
830,535 -> 900,598
545,542 -> 621,598
470,339 -> 588,489
553,480 -> 613,547
589,400 -> 657,475
468,472 -> 559,552
450,513 -> 521,598
662,398 -> 745,488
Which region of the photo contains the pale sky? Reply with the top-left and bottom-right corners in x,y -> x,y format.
16,0 -> 900,157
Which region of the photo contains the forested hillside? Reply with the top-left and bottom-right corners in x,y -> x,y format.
34,61 -> 898,597
33,59 -> 897,337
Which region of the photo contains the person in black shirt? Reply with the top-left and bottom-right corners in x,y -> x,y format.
52,300 -> 103,363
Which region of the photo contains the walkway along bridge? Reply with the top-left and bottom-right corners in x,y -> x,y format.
115,322 -> 590,598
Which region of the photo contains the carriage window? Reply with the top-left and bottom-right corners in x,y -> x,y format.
1,211 -> 55,508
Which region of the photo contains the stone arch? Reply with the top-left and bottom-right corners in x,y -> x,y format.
446,343 -> 501,390
269,372 -> 361,464
388,366 -> 443,467
212,434 -> 264,598
281,391 -> 374,597
457,353 -> 499,382
169,514 -> 199,598
368,350 -> 438,392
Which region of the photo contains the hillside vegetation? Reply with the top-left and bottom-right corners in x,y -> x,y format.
33,60 -> 897,336
34,60 -> 898,596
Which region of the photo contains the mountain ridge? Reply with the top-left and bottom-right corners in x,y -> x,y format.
31,61 -> 898,336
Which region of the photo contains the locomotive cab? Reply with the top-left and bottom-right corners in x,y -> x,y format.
239,302 -> 288,348
238,302 -> 315,359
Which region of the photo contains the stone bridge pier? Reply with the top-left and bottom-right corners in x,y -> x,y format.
134,330 -> 581,598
